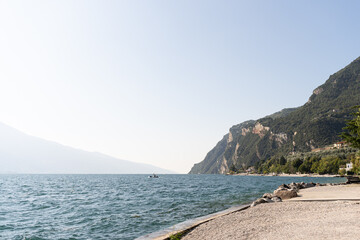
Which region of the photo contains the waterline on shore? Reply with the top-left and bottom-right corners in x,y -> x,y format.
233,173 -> 340,177
135,204 -> 250,240
136,176 -> 346,239
182,184 -> 360,240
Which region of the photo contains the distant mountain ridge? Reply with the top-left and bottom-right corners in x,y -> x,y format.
0,122 -> 173,174
189,57 -> 360,174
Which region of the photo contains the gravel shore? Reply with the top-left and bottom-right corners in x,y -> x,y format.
181,184 -> 360,240
182,201 -> 360,240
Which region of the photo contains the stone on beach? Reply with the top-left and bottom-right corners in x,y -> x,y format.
262,193 -> 273,199
303,182 -> 316,188
278,184 -> 290,189
270,196 -> 282,202
288,182 -> 299,190
250,198 -> 267,207
254,181 -> 331,207
273,188 -> 297,199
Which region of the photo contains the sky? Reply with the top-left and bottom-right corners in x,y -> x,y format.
0,0 -> 360,173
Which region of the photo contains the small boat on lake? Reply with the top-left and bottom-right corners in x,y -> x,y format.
149,174 -> 159,178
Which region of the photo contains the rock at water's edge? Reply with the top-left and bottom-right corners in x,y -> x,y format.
273,189 -> 297,200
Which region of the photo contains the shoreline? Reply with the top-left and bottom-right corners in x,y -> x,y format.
183,196 -> 360,240
232,172 -> 340,178
182,182 -> 360,240
135,204 -> 250,240
137,177 -> 348,240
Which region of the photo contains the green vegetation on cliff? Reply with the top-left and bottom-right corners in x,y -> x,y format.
341,106 -> 360,149
189,57 -> 360,174
255,147 -> 358,175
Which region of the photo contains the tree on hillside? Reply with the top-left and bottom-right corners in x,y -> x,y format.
229,163 -> 237,173
292,158 -> 303,170
279,156 -> 287,165
341,106 -> 360,149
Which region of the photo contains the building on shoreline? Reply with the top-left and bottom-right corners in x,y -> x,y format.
339,162 -> 354,173
346,162 -> 353,172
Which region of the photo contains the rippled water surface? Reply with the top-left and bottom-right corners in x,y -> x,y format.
0,174 -> 344,239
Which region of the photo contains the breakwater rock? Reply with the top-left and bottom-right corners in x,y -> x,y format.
250,181 -> 347,207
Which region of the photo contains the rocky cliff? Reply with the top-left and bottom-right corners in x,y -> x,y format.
189,57 -> 360,174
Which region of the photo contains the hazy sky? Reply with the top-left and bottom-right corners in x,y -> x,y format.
1,0 -> 360,173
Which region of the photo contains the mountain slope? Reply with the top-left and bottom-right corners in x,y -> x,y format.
189,57 -> 360,174
0,122 -> 173,174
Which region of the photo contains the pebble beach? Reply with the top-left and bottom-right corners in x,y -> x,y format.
180,184 -> 360,240
182,200 -> 360,240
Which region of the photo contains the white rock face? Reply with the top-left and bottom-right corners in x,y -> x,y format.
227,131 -> 233,143
273,133 -> 288,144
235,143 -> 240,155
241,128 -> 251,136
252,122 -> 270,138
313,87 -> 324,95
219,156 -> 229,174
305,139 -> 316,150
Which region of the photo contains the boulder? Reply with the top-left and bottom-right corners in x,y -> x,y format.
271,196 -> 282,202
279,184 -> 290,189
298,182 -> 306,188
250,198 -> 265,207
273,188 -> 297,200
262,193 -> 273,199
304,182 -> 315,188
250,197 -> 273,207
261,197 -> 274,203
288,182 -> 299,191
255,198 -> 267,204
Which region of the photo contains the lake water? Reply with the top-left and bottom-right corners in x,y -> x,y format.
0,174 -> 345,239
